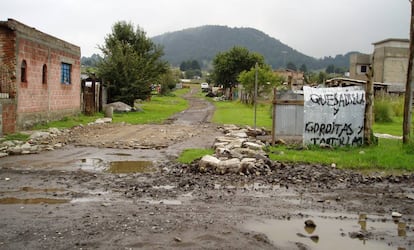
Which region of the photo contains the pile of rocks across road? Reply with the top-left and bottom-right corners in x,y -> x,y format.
198,124 -> 275,176
0,127 -> 68,157
0,118 -> 112,158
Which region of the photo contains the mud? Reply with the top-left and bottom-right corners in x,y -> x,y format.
0,86 -> 413,249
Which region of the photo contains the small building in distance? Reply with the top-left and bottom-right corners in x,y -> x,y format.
274,69 -> 304,90
0,19 -> 81,134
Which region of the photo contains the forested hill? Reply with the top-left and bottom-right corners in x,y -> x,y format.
151,25 -> 355,71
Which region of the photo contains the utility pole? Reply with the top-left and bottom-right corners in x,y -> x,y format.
364,63 -> 374,145
403,0 -> 414,144
254,62 -> 258,131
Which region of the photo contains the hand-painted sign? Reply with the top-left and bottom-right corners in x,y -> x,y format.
303,86 -> 365,146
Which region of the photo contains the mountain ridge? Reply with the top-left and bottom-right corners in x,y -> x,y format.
151,25 -> 356,71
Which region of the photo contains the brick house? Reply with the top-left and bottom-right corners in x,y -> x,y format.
0,19 -> 81,134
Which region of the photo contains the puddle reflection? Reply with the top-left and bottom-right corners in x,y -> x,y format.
0,197 -> 69,205
244,212 -> 412,250
107,161 -> 155,174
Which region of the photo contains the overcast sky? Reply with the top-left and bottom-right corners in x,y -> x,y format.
1,0 -> 410,58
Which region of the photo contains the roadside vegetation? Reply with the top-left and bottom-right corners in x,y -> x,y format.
206,93 -> 414,171
34,88 -> 189,129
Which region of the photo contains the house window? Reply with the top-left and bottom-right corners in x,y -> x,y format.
21,60 -> 27,82
360,65 -> 367,73
61,63 -> 71,84
42,64 -> 47,84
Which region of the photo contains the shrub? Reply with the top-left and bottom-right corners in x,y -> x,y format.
374,96 -> 393,123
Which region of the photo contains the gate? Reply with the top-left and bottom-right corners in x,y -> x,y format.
271,90 -> 304,144
81,77 -> 102,115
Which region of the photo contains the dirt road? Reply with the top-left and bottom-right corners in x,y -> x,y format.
0,87 -> 413,250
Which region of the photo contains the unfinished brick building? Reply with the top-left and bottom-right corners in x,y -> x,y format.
0,18 -> 81,134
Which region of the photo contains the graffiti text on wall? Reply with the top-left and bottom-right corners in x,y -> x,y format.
303,86 -> 365,146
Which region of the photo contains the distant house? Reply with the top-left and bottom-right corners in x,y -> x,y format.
0,19 -> 81,134
274,69 -> 304,90
349,38 -> 408,94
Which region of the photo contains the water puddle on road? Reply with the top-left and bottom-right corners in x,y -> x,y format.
0,197 -> 69,205
75,158 -> 105,171
107,161 -> 155,174
243,212 -> 412,250
106,153 -> 133,156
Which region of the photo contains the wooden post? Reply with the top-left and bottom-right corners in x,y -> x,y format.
364,64 -> 374,145
403,0 -> 414,144
272,88 -> 277,146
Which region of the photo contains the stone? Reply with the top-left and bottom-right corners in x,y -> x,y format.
232,148 -> 260,158
304,219 -> 316,228
8,146 -> 22,155
199,155 -> 220,172
215,136 -> 237,143
274,138 -> 287,145
215,147 -> 231,157
105,101 -> 132,112
392,211 -> 402,218
48,127 -> 61,134
225,138 -> 246,149
243,142 -> 263,150
227,131 -> 248,138
1,141 -> 15,147
21,143 -> 32,151
213,142 -> 228,149
218,158 -> 241,173
319,143 -> 333,149
0,152 -> 8,158
30,131 -> 50,140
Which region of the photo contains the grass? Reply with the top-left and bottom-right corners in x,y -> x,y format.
373,116 -> 404,136
33,88 -> 189,129
268,138 -> 414,171
211,101 -> 272,129
33,114 -> 104,129
2,133 -> 30,141
113,90 -> 189,124
177,148 -> 215,164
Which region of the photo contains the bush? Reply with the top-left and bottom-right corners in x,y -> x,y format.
374,96 -> 393,123
390,95 -> 404,117
374,101 -> 393,123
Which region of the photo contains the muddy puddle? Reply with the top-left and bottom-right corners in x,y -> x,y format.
107,161 -> 155,174
75,158 -> 105,171
243,212 -> 413,250
0,197 -> 69,205
74,158 -> 156,174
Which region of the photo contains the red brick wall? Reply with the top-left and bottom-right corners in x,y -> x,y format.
1,19 -> 81,129
1,101 -> 17,134
14,30 -> 81,128
0,26 -> 17,97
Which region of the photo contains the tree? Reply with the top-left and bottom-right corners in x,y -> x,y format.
180,60 -> 202,79
212,46 -> 264,89
157,68 -> 179,95
318,71 -> 327,84
97,21 -> 168,105
326,64 -> 335,74
299,64 -> 307,73
238,65 -> 283,104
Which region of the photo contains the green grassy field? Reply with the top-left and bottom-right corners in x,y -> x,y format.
212,101 -> 272,129
33,88 -> 189,129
